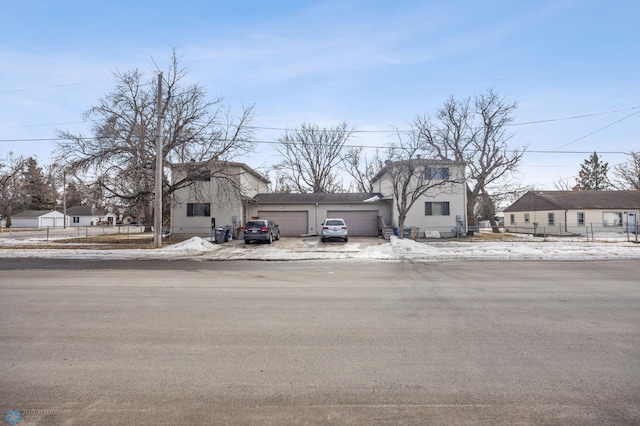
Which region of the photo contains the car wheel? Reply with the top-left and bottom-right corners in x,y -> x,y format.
245,239 -> 251,244
268,233 -> 273,244
276,232 -> 280,241
321,237 -> 326,243
344,237 -> 348,242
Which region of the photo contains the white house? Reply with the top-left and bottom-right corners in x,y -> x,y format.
504,190 -> 640,235
66,206 -> 117,227
370,159 -> 468,237
11,210 -> 66,228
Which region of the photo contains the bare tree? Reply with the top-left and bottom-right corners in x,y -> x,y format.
274,122 -> 354,193
553,175 -> 575,191
0,153 -> 28,227
56,48 -> 256,228
376,131 -> 464,238
413,90 -> 526,230
341,146 -> 384,193
612,151 -> 640,190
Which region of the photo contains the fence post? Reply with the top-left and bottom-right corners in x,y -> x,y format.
46,226 -> 50,242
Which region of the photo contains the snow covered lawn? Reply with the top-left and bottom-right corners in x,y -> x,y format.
0,233 -> 638,262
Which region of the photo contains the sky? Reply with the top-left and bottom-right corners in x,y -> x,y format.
1,0 -> 638,189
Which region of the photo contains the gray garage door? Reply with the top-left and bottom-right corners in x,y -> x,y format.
327,210 -> 379,236
258,211 -> 308,237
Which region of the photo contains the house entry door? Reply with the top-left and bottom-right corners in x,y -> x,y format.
627,212 -> 638,234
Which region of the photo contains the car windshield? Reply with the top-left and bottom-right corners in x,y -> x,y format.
325,220 -> 344,226
246,221 -> 266,227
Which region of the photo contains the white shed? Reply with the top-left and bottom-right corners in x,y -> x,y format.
11,210 -> 66,228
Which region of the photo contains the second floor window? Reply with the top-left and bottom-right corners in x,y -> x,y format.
187,203 -> 211,217
424,167 -> 449,179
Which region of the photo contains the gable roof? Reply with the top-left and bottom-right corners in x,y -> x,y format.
169,160 -> 270,184
371,158 -> 467,183
12,210 -> 63,218
504,190 -> 640,212
66,206 -> 111,216
253,192 -> 386,204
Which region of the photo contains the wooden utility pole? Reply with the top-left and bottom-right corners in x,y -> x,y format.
153,72 -> 163,248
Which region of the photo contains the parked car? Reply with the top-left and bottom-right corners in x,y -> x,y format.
243,219 -> 280,244
321,218 -> 348,242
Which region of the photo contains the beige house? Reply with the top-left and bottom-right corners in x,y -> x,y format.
503,190 -> 640,235
169,158 -> 469,239
246,193 -> 392,237
370,159 -> 468,237
169,161 -> 270,237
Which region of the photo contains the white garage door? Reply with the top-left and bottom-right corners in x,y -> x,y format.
258,211 -> 308,236
41,217 -> 55,228
327,210 -> 379,236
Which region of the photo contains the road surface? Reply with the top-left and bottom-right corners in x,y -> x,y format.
1,259 -> 638,425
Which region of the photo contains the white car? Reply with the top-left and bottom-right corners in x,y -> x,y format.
321,218 -> 348,242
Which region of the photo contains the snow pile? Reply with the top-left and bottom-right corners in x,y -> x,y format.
161,236 -> 219,253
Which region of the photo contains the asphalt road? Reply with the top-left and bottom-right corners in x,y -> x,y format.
0,259 -> 638,425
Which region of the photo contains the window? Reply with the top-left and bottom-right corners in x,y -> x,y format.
510,214 -> 515,225
524,213 -> 530,223
425,201 -> 450,216
548,213 -> 555,226
603,212 -> 622,227
187,203 -> 211,217
73,216 -> 80,224
424,167 -> 449,179
577,212 -> 585,226
190,169 -> 211,182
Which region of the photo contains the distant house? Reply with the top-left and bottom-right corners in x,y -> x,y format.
66,206 -> 117,227
11,210 -> 66,228
503,190 -> 640,235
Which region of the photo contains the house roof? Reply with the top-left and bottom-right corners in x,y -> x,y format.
66,206 -> 111,216
253,192 -> 386,204
504,190 -> 640,212
169,160 -> 270,184
13,210 -> 63,218
371,158 -> 467,183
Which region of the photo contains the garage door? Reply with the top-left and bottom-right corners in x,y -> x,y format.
327,210 -> 379,236
41,217 -> 55,228
258,211 -> 308,236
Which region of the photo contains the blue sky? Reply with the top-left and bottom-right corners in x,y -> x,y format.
1,0 -> 638,189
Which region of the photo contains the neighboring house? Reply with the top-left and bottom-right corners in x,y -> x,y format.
66,206 -> 117,227
169,161 -> 270,237
247,193 -> 392,237
170,159 -> 469,239
503,190 -> 640,235
11,210 -> 66,228
370,159 -> 468,237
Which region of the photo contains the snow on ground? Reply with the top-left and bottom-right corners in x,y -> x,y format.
0,233 -> 638,262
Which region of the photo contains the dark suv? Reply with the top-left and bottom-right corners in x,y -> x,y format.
243,219 -> 280,244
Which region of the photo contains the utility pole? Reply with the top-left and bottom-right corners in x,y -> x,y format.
153,72 -> 163,248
